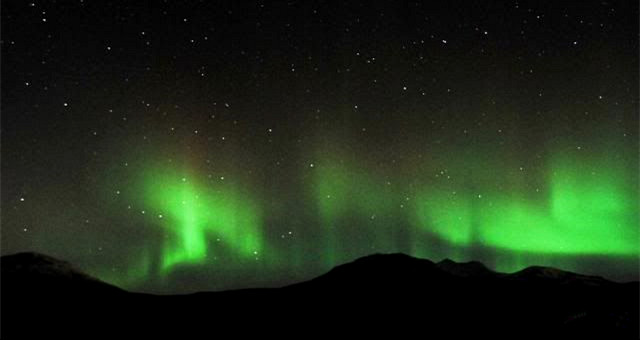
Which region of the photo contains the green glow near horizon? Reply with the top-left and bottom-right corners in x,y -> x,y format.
413,153 -> 639,255
88,246 -> 152,288
103,146 -> 637,291
314,163 -> 390,225
312,159 -> 395,266
145,170 -> 263,274
414,189 -> 474,246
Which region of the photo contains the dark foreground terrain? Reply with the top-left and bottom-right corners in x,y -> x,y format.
2,252 -> 638,337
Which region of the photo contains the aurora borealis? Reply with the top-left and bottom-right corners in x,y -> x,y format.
144,167 -> 264,272
2,1 -> 638,293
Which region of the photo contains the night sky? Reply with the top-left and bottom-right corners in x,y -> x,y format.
2,0 -> 638,293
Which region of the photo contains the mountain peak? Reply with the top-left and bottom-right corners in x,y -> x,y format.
437,258 -> 494,277
510,265 -> 610,286
1,251 -> 121,292
2,252 -> 79,277
2,251 -> 637,337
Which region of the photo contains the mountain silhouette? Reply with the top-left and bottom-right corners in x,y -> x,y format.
436,258 -> 494,277
2,252 -> 638,337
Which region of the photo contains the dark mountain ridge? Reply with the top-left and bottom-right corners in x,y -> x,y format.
2,252 -> 638,337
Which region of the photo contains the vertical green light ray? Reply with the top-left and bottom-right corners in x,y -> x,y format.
414,189 -> 473,245
311,156 -> 398,266
314,164 -> 390,226
413,152 -> 639,256
145,169 -> 264,274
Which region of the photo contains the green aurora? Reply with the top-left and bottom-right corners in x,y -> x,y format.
145,169 -> 264,273
100,141 -> 638,291
3,0 -> 638,294
413,153 -> 637,256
